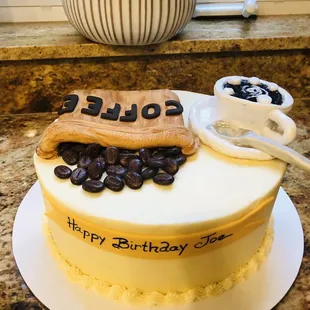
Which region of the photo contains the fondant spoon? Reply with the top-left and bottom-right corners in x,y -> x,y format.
208,121 -> 310,172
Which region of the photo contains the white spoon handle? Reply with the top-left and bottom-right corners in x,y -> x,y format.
239,134 -> 310,173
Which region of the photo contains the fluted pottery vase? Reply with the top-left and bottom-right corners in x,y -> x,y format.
62,0 -> 196,46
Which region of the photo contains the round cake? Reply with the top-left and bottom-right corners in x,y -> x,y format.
34,88 -> 287,305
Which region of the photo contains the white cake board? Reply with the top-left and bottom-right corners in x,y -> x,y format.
13,182 -> 304,310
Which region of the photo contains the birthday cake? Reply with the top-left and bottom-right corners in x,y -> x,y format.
34,85 -> 288,306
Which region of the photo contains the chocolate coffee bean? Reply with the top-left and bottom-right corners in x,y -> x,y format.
163,158 -> 179,175
124,172 -> 143,190
62,150 -> 79,165
120,149 -> 137,154
119,153 -> 139,167
139,148 -> 152,165
164,147 -> 181,156
100,148 -> 107,156
84,143 -> 102,158
128,159 -> 143,173
58,142 -> 72,155
88,161 -> 104,180
172,154 -> 187,166
82,180 -> 105,193
71,143 -> 87,154
105,146 -> 120,165
70,168 -> 88,185
54,165 -> 72,179
153,173 -> 174,185
77,156 -> 92,169
93,156 -> 106,171
147,158 -> 165,169
157,147 -> 169,152
106,165 -> 126,178
104,175 -> 125,192
141,168 -> 158,180
152,151 -> 166,160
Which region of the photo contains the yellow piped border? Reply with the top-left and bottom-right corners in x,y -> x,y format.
44,218 -> 274,307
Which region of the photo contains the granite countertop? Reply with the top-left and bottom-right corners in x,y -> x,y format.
1,15 -> 310,61
0,98 -> 309,309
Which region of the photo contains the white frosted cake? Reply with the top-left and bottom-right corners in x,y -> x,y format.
34,87 -> 287,306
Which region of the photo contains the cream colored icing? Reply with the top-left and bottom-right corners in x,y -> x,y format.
34,146 -> 285,235
44,217 -> 274,306
249,77 -> 260,85
257,95 -> 272,104
268,83 -> 279,91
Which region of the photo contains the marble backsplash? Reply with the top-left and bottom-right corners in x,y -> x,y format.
1,50 -> 309,114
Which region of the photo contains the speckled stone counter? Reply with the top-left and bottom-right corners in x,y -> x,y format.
1,16 -> 310,61
0,15 -> 309,114
0,99 -> 309,310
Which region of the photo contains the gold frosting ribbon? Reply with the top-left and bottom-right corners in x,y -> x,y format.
44,192 -> 276,260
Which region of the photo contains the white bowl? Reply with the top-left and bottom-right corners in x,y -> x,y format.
62,0 -> 196,46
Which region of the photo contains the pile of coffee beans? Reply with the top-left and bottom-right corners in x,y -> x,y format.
54,143 -> 187,193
